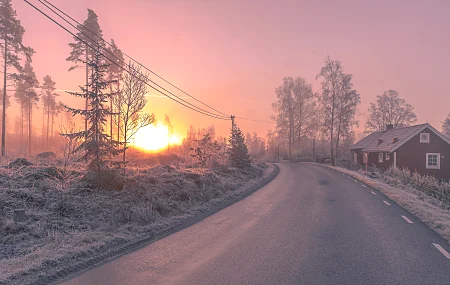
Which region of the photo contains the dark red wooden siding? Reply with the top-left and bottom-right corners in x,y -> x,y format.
395,128 -> 450,180
352,150 -> 394,169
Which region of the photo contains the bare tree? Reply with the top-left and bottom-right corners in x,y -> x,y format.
442,113 -> 450,138
272,76 -> 315,159
105,39 -> 124,138
293,77 -> 314,155
317,56 -> 360,166
272,77 -> 295,159
114,62 -> 154,172
365,90 -> 417,132
164,114 -> 174,153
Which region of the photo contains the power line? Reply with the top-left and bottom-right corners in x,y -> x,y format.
38,0 -> 230,119
235,117 -> 274,124
24,0 -> 230,121
36,0 -> 229,120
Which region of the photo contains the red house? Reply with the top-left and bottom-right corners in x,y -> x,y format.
351,123 -> 450,180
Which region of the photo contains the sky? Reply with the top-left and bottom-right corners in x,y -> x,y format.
10,0 -> 450,139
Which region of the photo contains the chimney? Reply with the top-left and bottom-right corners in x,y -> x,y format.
393,138 -> 399,143
378,139 -> 383,145
386,124 -> 394,130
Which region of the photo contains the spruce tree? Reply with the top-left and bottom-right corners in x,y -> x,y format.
63,44 -> 120,173
228,125 -> 251,168
67,9 -> 104,134
0,0 -> 33,156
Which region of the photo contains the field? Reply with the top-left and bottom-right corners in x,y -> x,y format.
0,155 -> 277,285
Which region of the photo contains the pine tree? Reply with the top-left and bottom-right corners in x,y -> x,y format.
63,44 -> 120,173
41,75 -> 57,148
228,125 -> 251,168
22,60 -> 39,155
14,59 -> 39,155
67,9 -> 104,134
0,0 -> 33,156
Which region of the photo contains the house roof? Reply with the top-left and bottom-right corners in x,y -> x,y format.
350,123 -> 448,152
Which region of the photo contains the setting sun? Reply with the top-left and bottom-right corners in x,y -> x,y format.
131,123 -> 182,152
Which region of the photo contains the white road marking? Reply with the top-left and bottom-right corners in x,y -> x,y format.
354,179 -> 358,182
433,243 -> 450,259
401,215 -> 414,224
370,191 -> 376,195
383,201 -> 391,206
361,185 -> 367,188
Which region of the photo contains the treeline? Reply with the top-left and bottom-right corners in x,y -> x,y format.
0,0 -> 67,156
268,56 -> 445,166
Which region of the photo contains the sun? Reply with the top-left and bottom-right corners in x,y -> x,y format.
131,123 -> 182,152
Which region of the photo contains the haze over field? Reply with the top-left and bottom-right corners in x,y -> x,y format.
11,0 -> 450,138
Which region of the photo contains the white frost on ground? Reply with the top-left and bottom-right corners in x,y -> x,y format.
0,161 -> 275,285
322,164 -> 450,244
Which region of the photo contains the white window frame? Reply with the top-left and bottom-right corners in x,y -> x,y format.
353,153 -> 357,163
426,153 -> 440,169
420,133 -> 430,143
386,152 -> 390,161
378,152 -> 383,163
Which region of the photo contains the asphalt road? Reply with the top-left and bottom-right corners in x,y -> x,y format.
62,163 -> 450,285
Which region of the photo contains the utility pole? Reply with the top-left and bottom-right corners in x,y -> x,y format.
231,115 -> 235,132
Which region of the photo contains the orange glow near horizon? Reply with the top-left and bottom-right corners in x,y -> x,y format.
131,123 -> 182,152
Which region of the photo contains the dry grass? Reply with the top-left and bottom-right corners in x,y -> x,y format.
322,164 -> 450,244
0,158 -> 270,285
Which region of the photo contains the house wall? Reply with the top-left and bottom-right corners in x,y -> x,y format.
396,127 -> 450,180
352,150 -> 393,169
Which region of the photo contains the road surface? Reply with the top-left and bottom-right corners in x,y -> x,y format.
62,163 -> 450,285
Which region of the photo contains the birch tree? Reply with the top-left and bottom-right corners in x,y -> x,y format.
317,56 -> 360,166
114,62 -> 154,172
0,0 -> 33,155
272,76 -> 314,159
272,77 -> 294,159
105,39 -> 124,138
442,113 -> 450,138
365,90 -> 417,132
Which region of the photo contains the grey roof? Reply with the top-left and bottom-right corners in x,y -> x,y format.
351,124 -> 427,152
351,131 -> 383,150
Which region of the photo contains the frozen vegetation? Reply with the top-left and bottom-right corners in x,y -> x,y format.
0,156 -> 276,285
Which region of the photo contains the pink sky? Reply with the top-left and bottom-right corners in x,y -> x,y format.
11,0 -> 450,138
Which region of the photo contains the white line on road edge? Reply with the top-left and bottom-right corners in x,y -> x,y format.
383,201 -> 391,206
433,243 -> 450,259
361,185 -> 367,188
401,215 -> 414,224
370,191 -> 376,195
354,180 -> 358,182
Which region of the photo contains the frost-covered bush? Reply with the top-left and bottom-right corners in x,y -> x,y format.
383,167 -> 450,201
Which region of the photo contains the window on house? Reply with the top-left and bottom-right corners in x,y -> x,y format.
363,153 -> 368,163
353,153 -> 357,163
420,133 -> 430,143
426,153 -> 440,169
378,152 -> 383,163
386,152 -> 390,160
